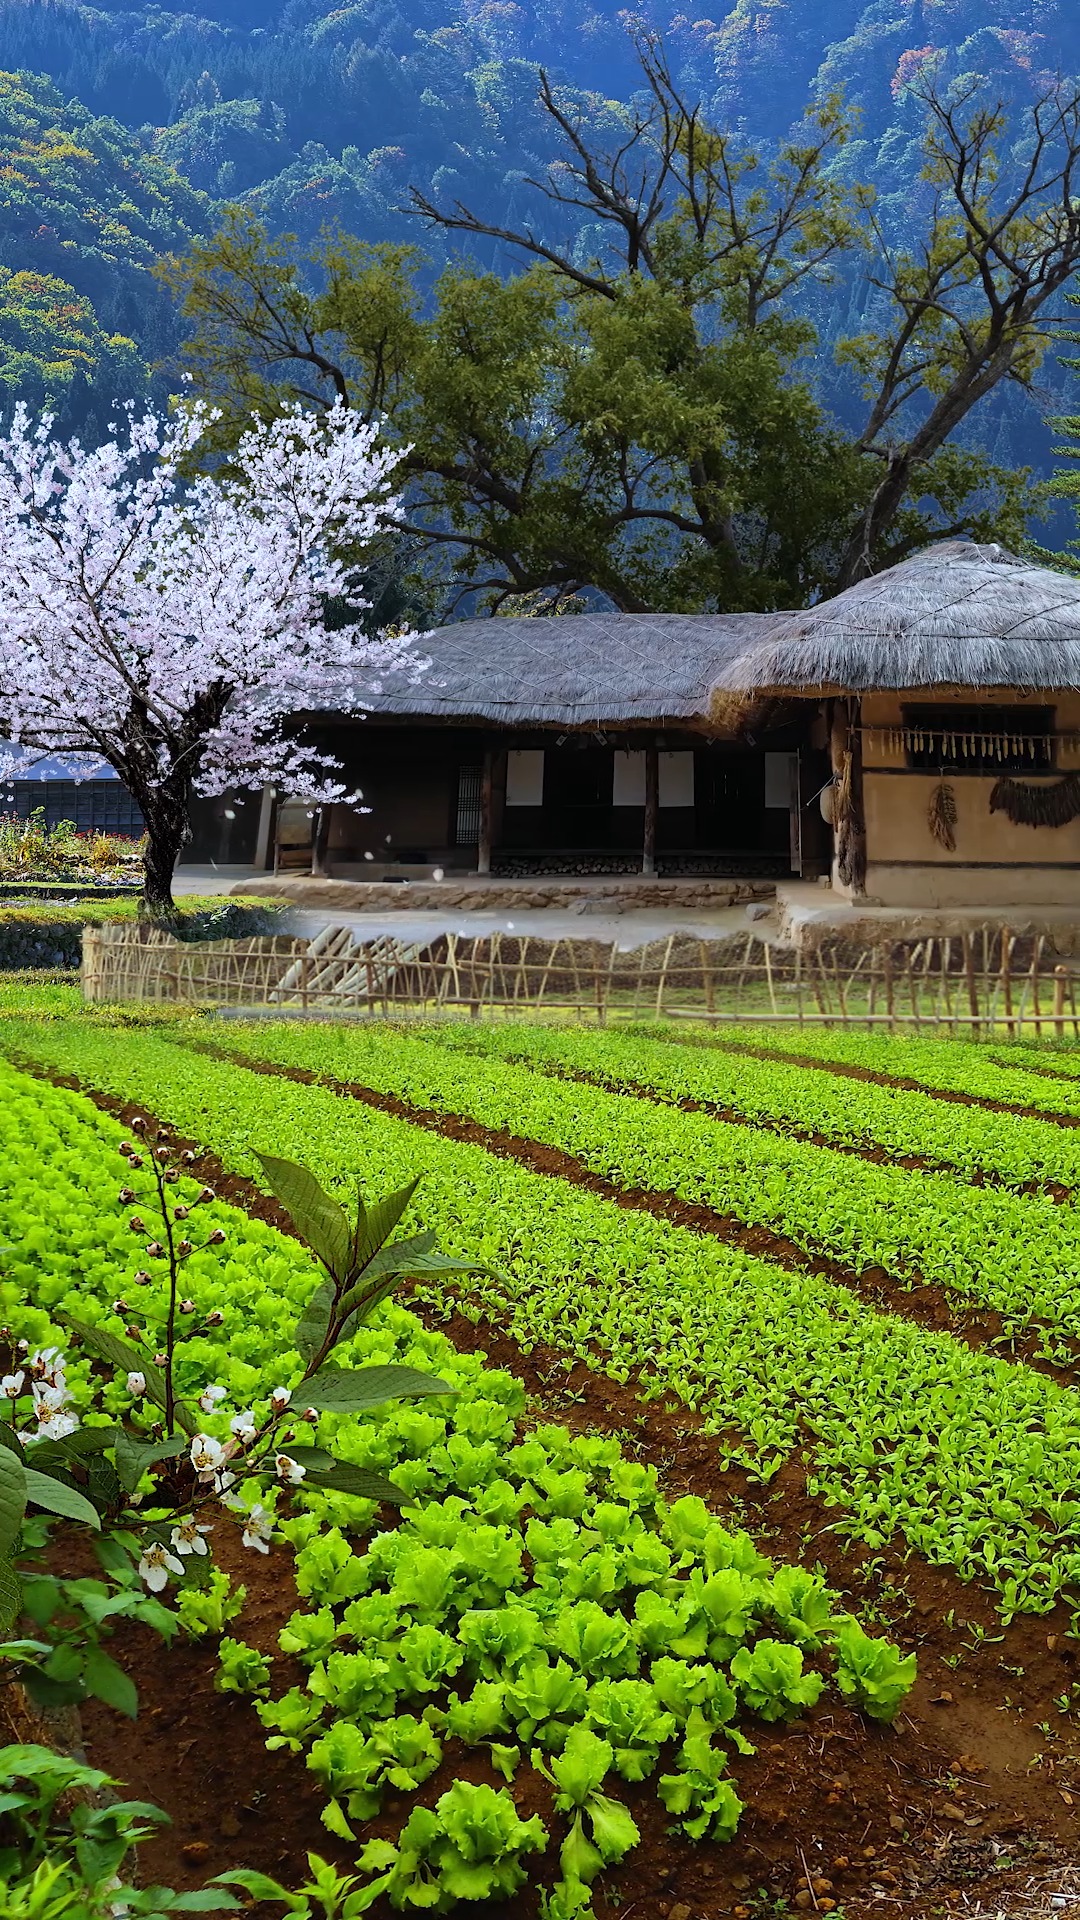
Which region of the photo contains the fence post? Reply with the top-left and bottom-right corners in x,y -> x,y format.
964,933 -> 980,1038
1054,964 -> 1068,1040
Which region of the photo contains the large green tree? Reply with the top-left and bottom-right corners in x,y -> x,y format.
164,44 -> 1080,612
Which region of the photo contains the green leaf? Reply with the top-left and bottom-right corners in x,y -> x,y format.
23,1667 -> 86,1709
62,1316 -> 196,1437
0,1423 -> 25,1462
0,1555 -> 21,1632
302,1363 -> 456,1414
254,1153 -> 352,1280
294,1274 -> 335,1363
24,1467 -> 102,1529
210,1870 -> 302,1911
83,1646 -> 138,1718
0,1441 -> 26,1557
293,1462 -> 409,1504
114,1430 -> 187,1496
352,1177 -> 421,1272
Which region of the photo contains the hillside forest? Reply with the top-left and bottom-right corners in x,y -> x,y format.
3,0 -> 1080,600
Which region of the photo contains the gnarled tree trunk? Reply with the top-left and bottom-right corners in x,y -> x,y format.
137,781 -> 192,921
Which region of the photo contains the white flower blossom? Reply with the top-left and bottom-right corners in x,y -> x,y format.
1,1370 -> 24,1397
137,1542 -> 185,1592
270,1386 -> 292,1412
229,1409 -> 257,1445
275,1453 -> 307,1485
190,1432 -> 227,1480
170,1519 -> 212,1557
240,1504 -> 274,1554
125,1371 -> 146,1397
198,1383 -> 228,1415
29,1347 -> 65,1388
25,1407 -> 79,1443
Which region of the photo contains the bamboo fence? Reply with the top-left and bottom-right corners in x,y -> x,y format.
81,920 -> 1080,1035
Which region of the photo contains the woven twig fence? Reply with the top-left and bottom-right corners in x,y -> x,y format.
82,921 -> 1080,1034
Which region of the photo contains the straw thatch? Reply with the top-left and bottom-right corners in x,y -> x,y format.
708,542 -> 1080,702
348,611 -> 778,729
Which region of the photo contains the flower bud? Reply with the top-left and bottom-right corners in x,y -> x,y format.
132,1270 -> 152,1286
145,1241 -> 165,1259
207,1229 -> 226,1246
204,1310 -> 225,1327
302,1406 -> 319,1424
128,1155 -> 144,1169
196,1187 -> 215,1204
131,1117 -> 146,1132
182,1150 -> 198,1164
119,1141 -> 133,1156
111,1298 -> 130,1315
180,1298 -> 196,1315
126,1370 -> 146,1397
173,1206 -> 190,1221
163,1169 -> 180,1185
128,1216 -> 146,1233
125,1324 -> 142,1342
177,1239 -> 193,1257
118,1187 -> 136,1204
153,1351 -> 167,1366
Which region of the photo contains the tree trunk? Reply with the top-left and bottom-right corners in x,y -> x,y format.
139,787 -> 192,921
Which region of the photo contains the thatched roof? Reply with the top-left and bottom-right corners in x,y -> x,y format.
353,611 -> 775,729
710,543 -> 1080,703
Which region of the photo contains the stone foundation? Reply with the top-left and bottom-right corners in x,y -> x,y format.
230,875 -> 777,914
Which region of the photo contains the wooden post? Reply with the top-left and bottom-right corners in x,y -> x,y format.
477,748 -> 494,876
1054,964 -> 1068,1040
312,804 -> 332,877
1000,928 -> 1015,1040
642,740 -> 658,876
964,932 -> 980,1038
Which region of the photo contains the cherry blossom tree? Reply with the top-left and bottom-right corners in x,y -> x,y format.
0,399 -> 418,913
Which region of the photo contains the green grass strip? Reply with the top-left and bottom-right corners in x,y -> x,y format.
6,1015 -> 1080,1619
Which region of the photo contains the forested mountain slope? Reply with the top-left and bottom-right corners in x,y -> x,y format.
1,0 -> 1079,504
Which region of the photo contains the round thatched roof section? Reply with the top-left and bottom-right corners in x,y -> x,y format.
352,611 -> 775,728
708,543 -> 1080,704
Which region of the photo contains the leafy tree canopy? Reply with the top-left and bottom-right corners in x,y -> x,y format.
166,43 -> 1080,616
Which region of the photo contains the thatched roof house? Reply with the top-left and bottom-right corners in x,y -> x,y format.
261,539 -> 1080,908
305,607 -> 803,882
706,542 -> 1080,909
711,543 -> 1080,700
352,610 -> 765,728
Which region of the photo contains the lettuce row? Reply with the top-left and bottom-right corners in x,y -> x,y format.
186,1014 -> 1080,1357
425,1016 -> 1080,1193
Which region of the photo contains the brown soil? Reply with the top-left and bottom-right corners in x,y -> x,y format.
16,1057 -> 1080,1918
180,1039 -> 1080,1381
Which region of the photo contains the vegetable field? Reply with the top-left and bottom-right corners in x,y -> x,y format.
7,995 -> 1080,1918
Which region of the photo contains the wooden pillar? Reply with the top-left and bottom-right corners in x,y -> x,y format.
312,803 -> 332,877
828,699 -> 866,895
253,783 -> 275,871
642,740 -> 659,876
477,747 -> 495,876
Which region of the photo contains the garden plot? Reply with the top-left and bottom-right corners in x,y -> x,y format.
1,1051 -> 933,1918
9,1017 -> 1080,1616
